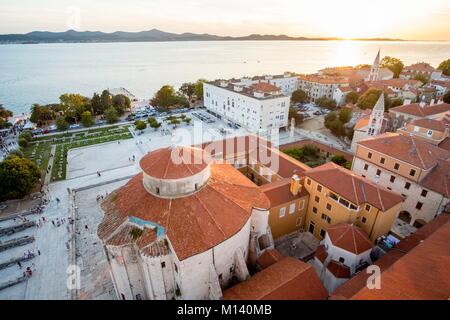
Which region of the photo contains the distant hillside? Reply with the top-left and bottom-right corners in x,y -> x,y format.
0,29 -> 405,44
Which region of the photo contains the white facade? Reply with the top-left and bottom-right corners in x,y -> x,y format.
314,233 -> 372,294
297,77 -> 350,102
203,82 -> 289,132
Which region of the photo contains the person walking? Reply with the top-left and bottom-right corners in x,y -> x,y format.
17,261 -> 22,268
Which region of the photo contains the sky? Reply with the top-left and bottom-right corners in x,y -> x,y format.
0,0 -> 449,40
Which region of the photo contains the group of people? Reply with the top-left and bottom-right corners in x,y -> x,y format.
51,217 -> 69,227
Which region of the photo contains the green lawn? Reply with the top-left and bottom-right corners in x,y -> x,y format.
22,124 -> 133,182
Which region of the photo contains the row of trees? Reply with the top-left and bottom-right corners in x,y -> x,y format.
152,79 -> 207,111
30,90 -> 131,129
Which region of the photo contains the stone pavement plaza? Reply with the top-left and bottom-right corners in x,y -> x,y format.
0,115 -> 312,300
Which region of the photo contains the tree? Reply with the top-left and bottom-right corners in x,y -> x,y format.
56,117 -> 69,131
19,130 -> 33,142
30,104 -> 55,126
345,91 -> 360,104
60,93 -> 88,123
0,105 -> 13,119
413,74 -> 428,84
134,120 -> 147,132
291,89 -> 308,104
8,149 -> 24,158
91,93 -> 103,115
18,138 -> 28,148
390,98 -> 404,108
0,118 -> 12,129
183,117 -> 192,125
101,90 -> 113,113
151,85 -> 177,109
357,88 -> 388,109
112,94 -> 131,116
438,59 -> 450,76
170,118 -> 181,128
338,108 -> 352,124
104,107 -> 119,124
81,111 -> 95,127
288,107 -> 304,126
194,79 -> 207,100
179,83 -> 196,100
0,155 -> 41,201
148,117 -> 162,130
380,56 -> 404,78
331,155 -> 347,166
316,97 -> 337,109
443,91 -> 450,104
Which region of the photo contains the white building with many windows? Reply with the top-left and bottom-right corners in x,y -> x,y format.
203,79 -> 290,133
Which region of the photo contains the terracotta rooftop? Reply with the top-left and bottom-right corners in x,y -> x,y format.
257,249 -> 284,269
315,245 -> 328,264
98,163 -> 270,261
390,102 -> 450,117
331,213 -> 450,299
358,133 -> 450,170
326,224 -> 373,255
250,82 -> 281,93
223,257 -> 328,300
439,136 -> 450,151
368,79 -> 421,88
259,177 -> 309,208
305,162 -> 404,211
408,117 -> 449,132
351,217 -> 450,300
140,146 -> 209,179
420,159 -> 450,198
327,260 -> 351,279
403,62 -> 436,73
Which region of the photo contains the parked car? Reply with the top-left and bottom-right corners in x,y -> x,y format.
69,124 -> 81,130
32,129 -> 43,135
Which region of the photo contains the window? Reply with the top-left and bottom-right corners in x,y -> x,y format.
313,207 -> 318,214
136,294 -> 142,300
296,217 -> 302,226
174,264 -> 178,273
326,203 -> 332,211
306,178 -> 311,185
299,200 -> 305,210
394,163 -> 400,170
349,204 -> 358,210
156,187 -> 160,195
368,152 -> 372,159
339,198 -> 350,207
161,262 -> 166,268
320,229 -> 326,238
421,190 -> 428,197
416,202 -> 423,210
361,217 -> 367,223
289,203 -> 296,214
404,182 -> 411,190
387,187 -> 392,190
317,185 -> 322,192
365,204 -> 371,211
364,164 -> 369,171
339,257 -> 345,263
380,157 -> 385,164
309,221 -> 315,233
218,274 -> 223,281
376,169 -> 381,176
329,193 -> 339,201
390,176 -> 396,183
409,169 -> 416,177
315,196 -> 320,203
121,293 -> 126,300
279,207 -> 286,218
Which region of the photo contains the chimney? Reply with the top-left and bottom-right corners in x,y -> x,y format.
430,99 -> 435,106
290,175 -> 301,196
403,99 -> 411,106
419,101 -> 426,108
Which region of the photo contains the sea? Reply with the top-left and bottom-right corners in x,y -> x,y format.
0,40 -> 449,115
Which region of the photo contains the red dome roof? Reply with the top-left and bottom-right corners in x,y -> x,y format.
140,146 -> 209,179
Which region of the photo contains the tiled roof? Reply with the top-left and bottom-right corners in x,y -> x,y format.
420,159 -> 450,197
368,79 -> 421,88
358,133 -> 450,170
354,117 -> 370,130
259,177 -> 309,207
351,217 -> 450,300
331,213 -> 450,299
408,118 -> 449,132
223,257 -> 328,300
439,137 -> 450,151
315,245 -> 328,264
257,249 -> 284,269
305,162 -> 404,211
327,224 -> 373,255
250,82 -> 281,93
98,163 -> 270,261
327,260 -> 351,279
140,146 -> 209,179
390,102 -> 450,117
403,62 -> 435,73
